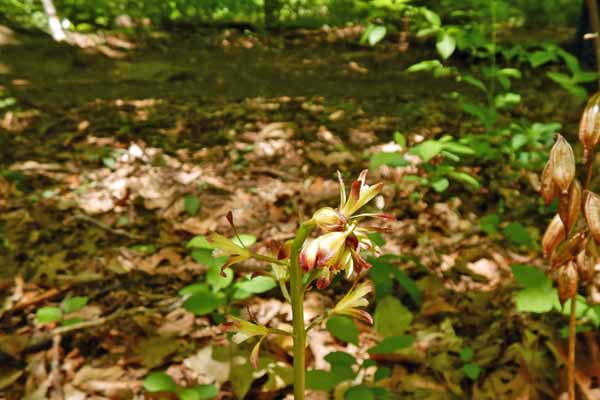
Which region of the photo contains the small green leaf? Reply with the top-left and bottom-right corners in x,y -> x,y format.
325,351 -> 356,366
436,32 -> 456,60
327,316 -> 359,344
191,249 -> 227,269
143,372 -> 177,393
102,157 -> 116,169
374,297 -> 412,337
191,384 -> 219,399
370,152 -> 408,169
393,132 -> 406,147
431,178 -> 449,192
306,369 -> 342,391
515,287 -> 557,313
62,296 -> 88,314
236,276 -> 277,294
441,142 -> 475,155
421,8 -> 441,27
406,60 -> 444,73
183,289 -> 221,316
366,25 -> 387,46
410,140 -> 443,162
448,171 -> 479,189
462,363 -> 481,380
180,388 -> 201,400
36,307 -> 62,324
60,317 -> 84,326
129,243 -> 157,254
179,283 -> 210,297
368,335 -> 415,355
494,92 -> 521,108
186,236 -> 215,249
479,214 -> 500,235
461,75 -> 487,92
511,264 -> 550,289
459,347 -> 474,362
503,223 -> 532,247
345,385 -> 375,400
207,265 -> 233,292
184,195 -> 200,216
374,366 -> 391,381
367,232 -> 386,247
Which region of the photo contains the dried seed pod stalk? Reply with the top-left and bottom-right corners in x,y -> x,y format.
579,92 -> 600,159
584,190 -> 600,243
557,261 -> 578,306
542,214 -> 565,257
550,134 -> 576,194
558,180 -> 582,234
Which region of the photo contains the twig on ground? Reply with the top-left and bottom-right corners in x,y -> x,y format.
73,211 -> 144,240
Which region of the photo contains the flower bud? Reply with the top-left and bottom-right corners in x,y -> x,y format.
558,179 -> 581,233
312,207 -> 346,232
541,160 -> 559,205
584,190 -> 600,243
299,231 -> 348,271
550,134 -> 576,194
316,267 -> 333,289
579,92 -> 600,157
542,214 -> 565,257
557,261 -> 578,306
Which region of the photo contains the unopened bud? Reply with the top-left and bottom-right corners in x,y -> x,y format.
558,179 -> 581,233
579,92 -> 600,158
584,190 -> 600,243
312,207 -> 346,232
550,134 -> 576,194
557,261 -> 578,306
542,214 -> 565,257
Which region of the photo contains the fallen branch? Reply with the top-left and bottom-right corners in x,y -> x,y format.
73,212 -> 144,240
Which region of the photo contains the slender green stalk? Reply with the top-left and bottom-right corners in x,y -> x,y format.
289,221 -> 315,400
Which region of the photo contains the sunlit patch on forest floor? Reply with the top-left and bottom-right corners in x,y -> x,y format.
1,25 -> 600,399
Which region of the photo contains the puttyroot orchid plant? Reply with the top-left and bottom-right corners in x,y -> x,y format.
209,170 -> 393,399
540,93 -> 600,400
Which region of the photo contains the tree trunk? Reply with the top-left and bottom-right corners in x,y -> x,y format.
40,0 -> 66,41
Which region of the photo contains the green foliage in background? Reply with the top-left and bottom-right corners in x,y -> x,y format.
0,0 -> 581,32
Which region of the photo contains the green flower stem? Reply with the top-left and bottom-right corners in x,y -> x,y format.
251,252 -> 290,267
289,221 -> 315,400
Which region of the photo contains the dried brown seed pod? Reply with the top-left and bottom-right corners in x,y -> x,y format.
576,248 -> 594,285
550,134 -> 576,194
541,160 -> 559,205
579,92 -> 600,157
558,261 -> 578,306
558,180 -> 582,233
542,214 -> 565,257
551,231 -> 586,269
584,190 -> 600,243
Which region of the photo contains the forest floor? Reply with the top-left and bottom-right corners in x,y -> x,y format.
0,24 -> 598,399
